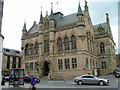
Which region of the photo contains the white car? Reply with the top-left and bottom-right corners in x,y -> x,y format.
4,76 -> 9,81
74,75 -> 109,86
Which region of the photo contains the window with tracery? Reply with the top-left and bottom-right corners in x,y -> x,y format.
25,44 -> 29,56
35,43 -> 39,55
30,44 -> 34,55
72,58 -> 77,69
100,42 -> 105,54
65,59 -> 70,69
58,38 -> 63,52
64,37 -> 70,50
30,62 -> 33,71
101,61 -> 106,69
71,35 -> 76,49
44,35 -> 49,53
58,59 -> 63,70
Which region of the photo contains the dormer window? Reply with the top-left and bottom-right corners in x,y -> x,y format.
97,24 -> 104,34
45,20 -> 49,30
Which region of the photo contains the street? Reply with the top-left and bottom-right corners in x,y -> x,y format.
1,75 -> 120,90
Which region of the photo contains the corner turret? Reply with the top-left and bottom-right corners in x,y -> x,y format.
77,1 -> 85,26
22,21 -> 27,35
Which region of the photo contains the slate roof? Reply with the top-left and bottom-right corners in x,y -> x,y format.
93,22 -> 108,35
27,12 -> 78,35
3,48 -> 22,57
52,13 -> 78,27
27,23 -> 39,34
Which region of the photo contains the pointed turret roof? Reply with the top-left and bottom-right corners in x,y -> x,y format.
77,2 -> 82,14
39,7 -> 43,23
22,21 -> 27,30
51,2 -> 53,15
106,13 -> 109,24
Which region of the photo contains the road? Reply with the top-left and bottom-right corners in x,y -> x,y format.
1,75 -> 120,90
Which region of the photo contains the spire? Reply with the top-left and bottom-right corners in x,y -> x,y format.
39,7 -> 43,23
45,11 -> 48,17
22,21 -> 27,30
106,13 -> 109,24
51,2 -> 53,15
84,0 -> 88,11
85,0 -> 88,7
77,1 -> 82,14
106,13 -> 112,36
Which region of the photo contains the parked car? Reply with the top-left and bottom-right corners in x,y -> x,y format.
114,69 -> 120,78
4,76 -> 9,82
24,75 -> 40,83
73,75 -> 109,86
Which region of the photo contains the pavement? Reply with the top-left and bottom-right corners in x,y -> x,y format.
1,75 -> 120,89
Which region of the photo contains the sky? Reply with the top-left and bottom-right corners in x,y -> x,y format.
1,0 -> 119,53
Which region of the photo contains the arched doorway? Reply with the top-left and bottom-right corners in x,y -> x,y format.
43,61 -> 50,76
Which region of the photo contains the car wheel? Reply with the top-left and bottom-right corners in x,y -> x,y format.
78,80 -> 83,85
36,79 -> 40,83
99,81 -> 104,86
115,75 -> 120,78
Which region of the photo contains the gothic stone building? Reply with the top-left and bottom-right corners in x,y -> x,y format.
21,1 -> 116,79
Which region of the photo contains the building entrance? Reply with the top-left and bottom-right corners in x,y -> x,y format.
43,61 -> 50,76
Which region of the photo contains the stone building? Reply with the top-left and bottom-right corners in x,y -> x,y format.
116,54 -> 120,67
21,1 -> 116,79
2,48 -> 22,76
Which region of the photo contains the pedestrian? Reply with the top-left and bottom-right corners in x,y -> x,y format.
1,76 -> 5,86
30,75 -> 36,90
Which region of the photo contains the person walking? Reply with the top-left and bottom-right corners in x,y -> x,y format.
30,75 -> 36,90
1,76 -> 5,86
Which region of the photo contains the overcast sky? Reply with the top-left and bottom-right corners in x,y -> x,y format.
1,0 -> 119,53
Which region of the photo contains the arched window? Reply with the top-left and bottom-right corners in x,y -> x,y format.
35,43 -> 39,55
71,35 -> 76,49
44,35 -> 49,53
58,38 -> 63,52
25,44 -> 29,56
100,42 -> 105,54
64,37 -> 70,50
30,44 -> 34,55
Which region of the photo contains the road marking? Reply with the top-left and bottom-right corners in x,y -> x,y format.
48,81 -> 65,83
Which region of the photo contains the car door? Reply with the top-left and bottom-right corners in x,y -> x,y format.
81,76 -> 90,83
86,76 -> 96,84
